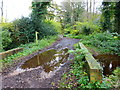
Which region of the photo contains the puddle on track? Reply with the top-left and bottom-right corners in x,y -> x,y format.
8,48 -> 69,78
94,54 -> 120,76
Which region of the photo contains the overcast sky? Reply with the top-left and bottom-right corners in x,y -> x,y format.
0,0 -> 32,22
0,0 -> 103,22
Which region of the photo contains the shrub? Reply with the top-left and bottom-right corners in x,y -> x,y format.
2,30 -> 12,49
70,30 -> 79,35
1,23 -> 14,50
81,32 -> 120,55
75,22 -> 101,35
44,20 -> 62,35
14,17 -> 41,43
64,28 -> 71,34
1,17 -> 61,51
64,22 -> 101,36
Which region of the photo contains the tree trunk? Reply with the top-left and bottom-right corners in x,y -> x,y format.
1,0 -> 3,23
90,0 -> 92,20
93,0 -> 95,16
86,0 -> 89,21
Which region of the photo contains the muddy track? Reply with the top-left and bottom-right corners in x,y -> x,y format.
2,37 -> 80,88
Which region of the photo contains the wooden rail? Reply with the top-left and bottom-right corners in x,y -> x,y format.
0,48 -> 23,60
79,42 -> 102,82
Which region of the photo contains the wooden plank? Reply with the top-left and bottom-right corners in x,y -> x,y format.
79,42 -> 102,82
0,48 -> 23,60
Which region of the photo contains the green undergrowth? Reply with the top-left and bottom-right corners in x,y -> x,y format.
65,32 -> 120,55
103,67 -> 120,88
81,32 -> 120,55
59,47 -> 118,89
0,36 -> 58,68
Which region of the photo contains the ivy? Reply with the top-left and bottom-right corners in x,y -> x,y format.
101,1 -> 120,34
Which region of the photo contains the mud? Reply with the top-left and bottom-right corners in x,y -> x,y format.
2,37 -> 80,88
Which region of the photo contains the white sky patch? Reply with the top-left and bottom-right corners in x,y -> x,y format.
0,0 -> 32,22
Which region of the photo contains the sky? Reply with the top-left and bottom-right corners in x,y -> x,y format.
0,0 -> 103,22
0,0 -> 32,22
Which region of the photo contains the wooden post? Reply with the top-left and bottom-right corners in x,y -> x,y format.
35,31 -> 39,44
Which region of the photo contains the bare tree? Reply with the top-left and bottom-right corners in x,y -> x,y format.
5,6 -> 7,22
90,0 -> 92,13
0,0 -> 3,22
87,0 -> 89,20
89,0 -> 92,20
93,0 -> 95,16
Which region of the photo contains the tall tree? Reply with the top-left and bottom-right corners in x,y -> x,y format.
89,0 -> 92,20
90,0 -> 92,13
61,0 -> 71,25
31,1 -> 50,20
101,2 -> 111,31
0,0 -> 3,22
30,1 -> 52,39
114,1 -> 120,34
93,0 -> 95,16
101,1 -> 120,34
87,0 -> 89,20
61,0 -> 84,27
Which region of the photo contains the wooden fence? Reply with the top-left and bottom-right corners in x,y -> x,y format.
0,48 -> 23,60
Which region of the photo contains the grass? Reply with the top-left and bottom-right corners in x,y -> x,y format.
0,35 -> 58,68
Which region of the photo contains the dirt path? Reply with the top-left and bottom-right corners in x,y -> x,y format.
2,37 -> 80,88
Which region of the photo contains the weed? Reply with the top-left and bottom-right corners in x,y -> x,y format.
59,47 -> 111,89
